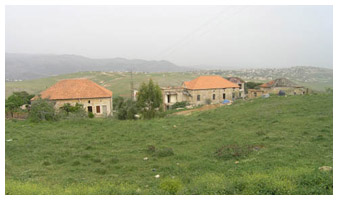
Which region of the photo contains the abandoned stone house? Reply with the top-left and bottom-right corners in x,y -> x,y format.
247,78 -> 307,98
31,79 -> 113,116
226,77 -> 246,98
161,75 -> 241,109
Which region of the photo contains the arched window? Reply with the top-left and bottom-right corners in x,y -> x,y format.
212,94 -> 216,100
197,95 -> 200,101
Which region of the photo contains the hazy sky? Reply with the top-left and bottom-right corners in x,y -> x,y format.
6,5 -> 333,68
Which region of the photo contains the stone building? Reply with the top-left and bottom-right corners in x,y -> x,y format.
226,77 -> 246,98
32,79 -> 113,116
259,78 -> 307,95
247,89 -> 266,98
162,75 -> 240,109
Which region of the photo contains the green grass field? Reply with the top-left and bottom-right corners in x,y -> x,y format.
5,93 -> 333,195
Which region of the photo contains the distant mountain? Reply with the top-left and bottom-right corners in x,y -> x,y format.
5,53 -> 191,80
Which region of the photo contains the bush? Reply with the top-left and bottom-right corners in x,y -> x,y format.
156,147 -> 174,157
189,173 -> 229,194
116,98 -> 138,120
171,101 -> 189,109
28,98 -> 58,122
205,98 -> 212,105
160,178 -> 183,194
88,112 -> 95,118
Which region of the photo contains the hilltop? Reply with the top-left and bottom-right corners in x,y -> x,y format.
5,53 -> 191,81
5,93 -> 333,194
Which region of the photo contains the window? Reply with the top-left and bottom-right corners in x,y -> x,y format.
223,93 -> 226,99
167,95 -> 171,103
197,95 -> 200,101
88,100 -> 91,103
212,94 -> 215,100
88,106 -> 93,113
96,106 -> 101,113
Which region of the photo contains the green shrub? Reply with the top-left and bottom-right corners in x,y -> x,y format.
215,144 -> 255,160
159,178 -> 183,194
28,98 -> 58,122
241,173 -> 295,195
88,112 -> 95,118
156,147 -> 174,157
189,173 -> 229,194
171,101 -> 189,109
147,145 -> 156,153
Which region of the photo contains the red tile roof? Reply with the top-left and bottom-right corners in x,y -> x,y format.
32,79 -> 112,100
260,80 -> 275,88
183,75 -> 240,90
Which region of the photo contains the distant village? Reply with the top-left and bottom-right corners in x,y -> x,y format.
26,75 -> 308,117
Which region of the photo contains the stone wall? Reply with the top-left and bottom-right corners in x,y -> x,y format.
54,97 -> 113,116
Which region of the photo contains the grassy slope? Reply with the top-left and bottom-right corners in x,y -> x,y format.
5,94 -> 333,194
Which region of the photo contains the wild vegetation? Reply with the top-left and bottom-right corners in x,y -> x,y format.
5,93 -> 333,194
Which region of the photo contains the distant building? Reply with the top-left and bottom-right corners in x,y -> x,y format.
31,79 -> 113,116
259,78 -> 307,95
225,77 -> 246,98
162,75 -> 241,110
247,89 -> 266,98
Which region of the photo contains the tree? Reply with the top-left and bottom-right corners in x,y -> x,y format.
5,91 -> 35,117
115,97 -> 138,120
28,98 -> 58,122
245,82 -> 263,93
136,79 -> 163,119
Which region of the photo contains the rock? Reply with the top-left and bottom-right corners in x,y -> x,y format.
134,114 -> 140,119
176,163 -> 180,165
6,139 -> 13,142
155,174 -> 160,178
235,161 -> 239,164
173,125 -> 177,128
319,166 -> 332,171
143,157 -> 148,161
176,108 -> 184,110
185,105 -> 193,109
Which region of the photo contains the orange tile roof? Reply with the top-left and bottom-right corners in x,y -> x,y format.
260,80 -> 275,88
32,79 -> 112,100
183,75 -> 240,90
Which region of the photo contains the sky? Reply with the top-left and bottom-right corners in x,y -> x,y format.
5,5 -> 333,68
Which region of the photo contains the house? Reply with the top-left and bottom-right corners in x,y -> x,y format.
259,78 -> 307,95
31,79 -> 113,116
247,89 -> 266,98
226,77 -> 246,98
162,75 -> 240,109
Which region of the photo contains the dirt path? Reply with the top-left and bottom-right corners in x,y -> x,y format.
172,103 -> 231,116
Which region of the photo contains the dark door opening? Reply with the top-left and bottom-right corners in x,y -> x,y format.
88,106 -> 93,113
223,93 -> 226,99
167,95 -> 171,103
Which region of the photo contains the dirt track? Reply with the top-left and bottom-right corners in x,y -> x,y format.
172,103 -> 230,116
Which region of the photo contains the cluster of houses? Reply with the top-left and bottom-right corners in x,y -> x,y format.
31,75 -> 307,117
